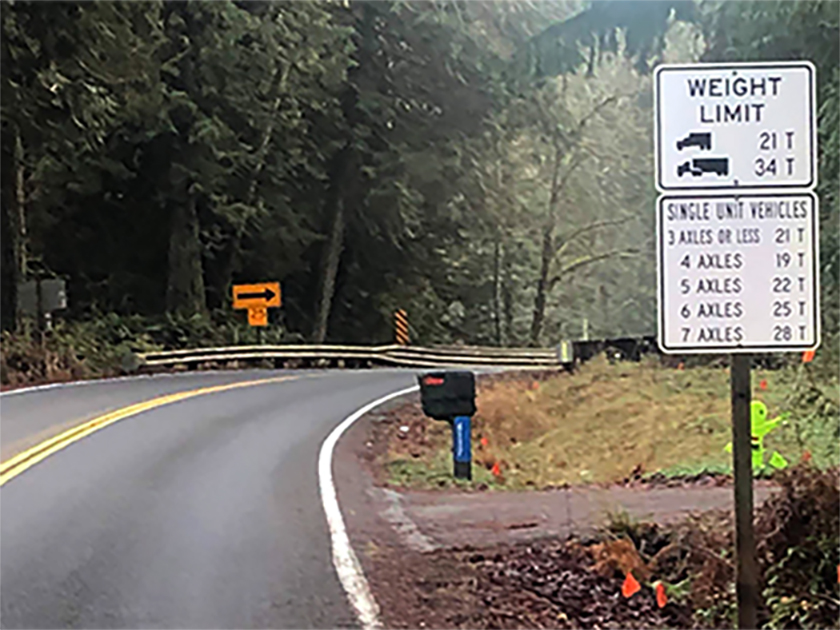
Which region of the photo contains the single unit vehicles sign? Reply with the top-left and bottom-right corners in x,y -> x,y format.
657,192 -> 820,353
655,61 -> 816,191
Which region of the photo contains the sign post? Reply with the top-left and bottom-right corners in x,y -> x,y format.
654,61 -> 818,629
730,353 -> 758,629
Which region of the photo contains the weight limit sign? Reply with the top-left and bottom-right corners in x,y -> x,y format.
657,192 -> 819,353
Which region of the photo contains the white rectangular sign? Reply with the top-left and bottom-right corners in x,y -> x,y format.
655,62 -> 816,191
657,192 -> 820,353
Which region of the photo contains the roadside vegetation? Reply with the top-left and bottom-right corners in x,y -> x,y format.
380,357 -> 839,489
2,1 -> 837,366
375,464 -> 838,629
0,311 -> 302,388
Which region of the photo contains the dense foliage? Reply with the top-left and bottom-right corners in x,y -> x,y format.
1,1 -> 837,353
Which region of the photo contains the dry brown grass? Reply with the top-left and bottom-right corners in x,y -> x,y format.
384,356 -> 816,488
467,355 -> 737,486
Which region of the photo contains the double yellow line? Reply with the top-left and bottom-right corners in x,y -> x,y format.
0,375 -> 294,487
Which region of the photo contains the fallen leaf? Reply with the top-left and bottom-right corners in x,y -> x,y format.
590,538 -> 650,581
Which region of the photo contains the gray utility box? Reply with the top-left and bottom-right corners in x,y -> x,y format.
18,278 -> 67,316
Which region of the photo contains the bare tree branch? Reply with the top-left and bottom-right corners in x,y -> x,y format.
554,216 -> 632,258
551,148 -> 588,198
549,248 -> 638,289
558,92 -> 630,150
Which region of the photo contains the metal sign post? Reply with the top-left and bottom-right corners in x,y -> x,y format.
730,354 -> 758,628
654,61 -> 818,629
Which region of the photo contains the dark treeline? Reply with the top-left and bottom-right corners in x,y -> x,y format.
1,1 -> 837,348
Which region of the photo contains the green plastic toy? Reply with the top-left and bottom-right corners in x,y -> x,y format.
724,401 -> 789,471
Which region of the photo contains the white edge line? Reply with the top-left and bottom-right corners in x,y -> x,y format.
318,384 -> 420,630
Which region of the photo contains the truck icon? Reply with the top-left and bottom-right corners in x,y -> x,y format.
676,132 -> 712,151
677,158 -> 729,177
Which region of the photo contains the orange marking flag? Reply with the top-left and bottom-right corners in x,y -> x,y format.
803,349 -> 816,363
622,572 -> 641,598
655,582 -> 667,608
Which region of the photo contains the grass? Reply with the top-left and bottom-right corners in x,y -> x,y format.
383,355 -> 839,489
387,454 -> 501,489
652,460 -> 733,479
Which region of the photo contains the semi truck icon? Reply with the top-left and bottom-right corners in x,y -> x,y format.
677,158 -> 729,177
676,132 -> 712,151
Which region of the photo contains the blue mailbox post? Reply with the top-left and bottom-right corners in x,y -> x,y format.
452,415 -> 472,480
418,371 -> 476,480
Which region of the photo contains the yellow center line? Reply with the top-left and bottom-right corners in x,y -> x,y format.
0,375 -> 296,487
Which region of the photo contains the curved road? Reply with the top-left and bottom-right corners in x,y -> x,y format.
1,369 -> 416,629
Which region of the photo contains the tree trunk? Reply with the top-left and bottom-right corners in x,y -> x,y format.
1,201 -> 15,332
502,245 -> 514,345
218,65 -> 289,304
3,128 -> 28,333
166,185 -> 206,317
529,229 -> 552,346
312,192 -> 346,344
492,233 -> 502,346
529,148 -> 562,347
14,129 -> 27,283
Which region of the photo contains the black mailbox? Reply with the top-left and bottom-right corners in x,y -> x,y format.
418,371 -> 476,421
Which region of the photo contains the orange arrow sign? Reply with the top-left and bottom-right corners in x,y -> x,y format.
233,282 -> 281,309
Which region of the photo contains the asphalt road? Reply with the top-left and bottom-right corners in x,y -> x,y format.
0,369 -> 416,629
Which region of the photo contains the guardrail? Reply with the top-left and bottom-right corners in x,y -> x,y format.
131,343 -> 571,373
127,336 -> 667,374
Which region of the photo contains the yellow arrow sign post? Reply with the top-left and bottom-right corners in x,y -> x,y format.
233,283 -> 280,340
